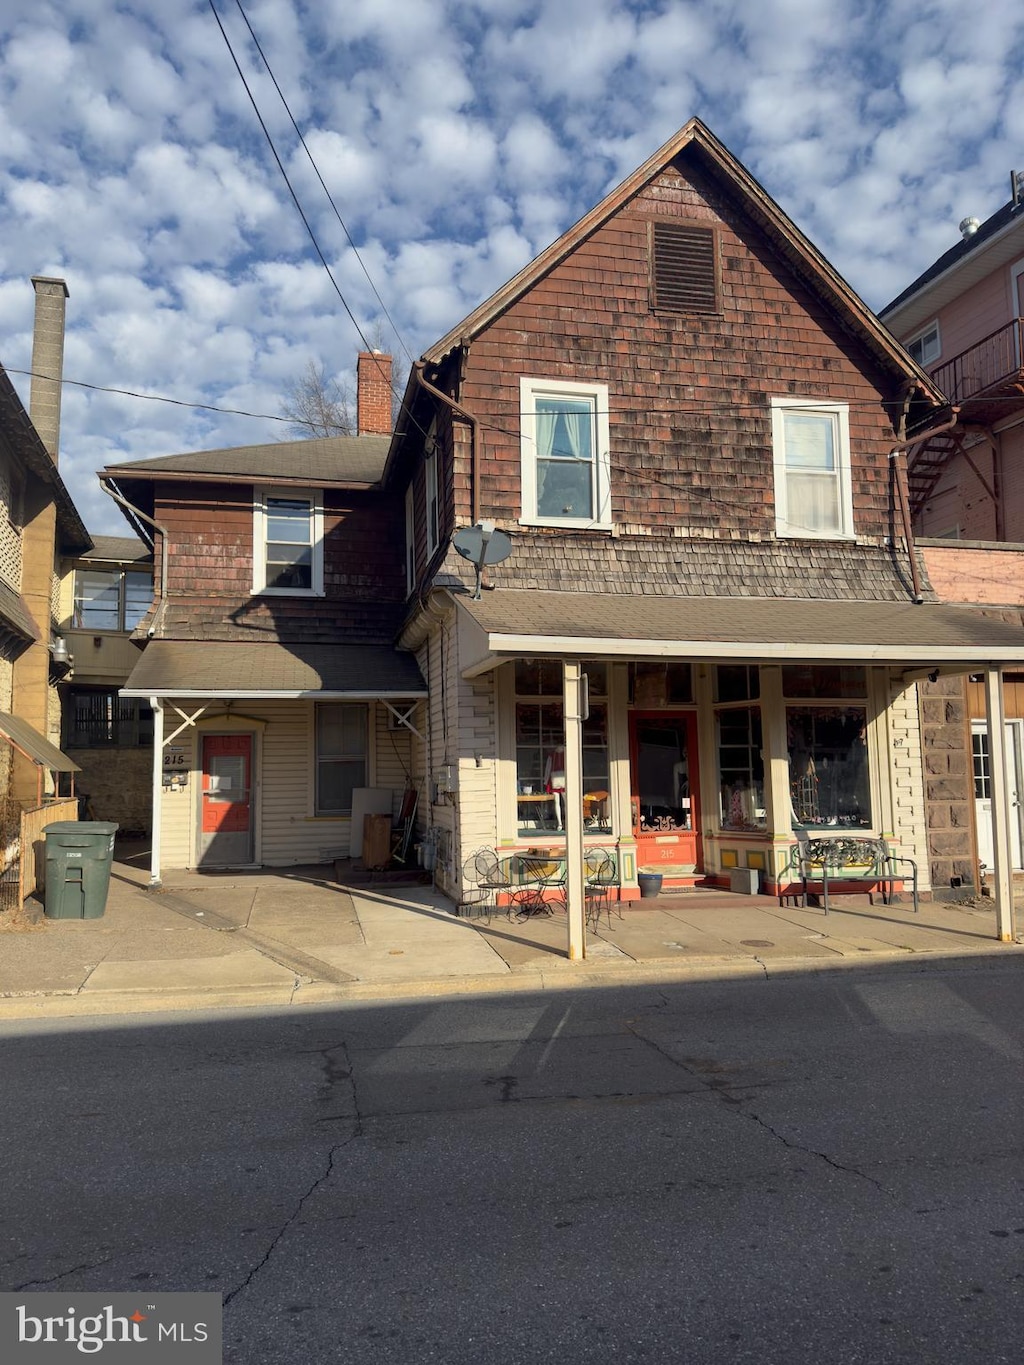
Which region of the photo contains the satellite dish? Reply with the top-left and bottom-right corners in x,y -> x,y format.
452,521 -> 512,598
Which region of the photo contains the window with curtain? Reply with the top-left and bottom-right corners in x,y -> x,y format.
771,399 -> 853,539
520,377 -> 611,528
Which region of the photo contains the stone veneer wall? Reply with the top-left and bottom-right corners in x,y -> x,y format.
72,748 -> 151,834
916,675 -> 975,895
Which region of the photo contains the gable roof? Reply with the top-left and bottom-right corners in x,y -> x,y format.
418,117 -> 941,404
104,433 -> 391,490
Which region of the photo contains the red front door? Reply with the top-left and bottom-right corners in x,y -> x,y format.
630,713 -> 702,875
200,734 -> 253,866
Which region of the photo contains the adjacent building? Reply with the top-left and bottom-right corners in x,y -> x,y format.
880,173 -> 1024,894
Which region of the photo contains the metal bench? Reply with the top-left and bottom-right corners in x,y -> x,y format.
779,836 -> 918,915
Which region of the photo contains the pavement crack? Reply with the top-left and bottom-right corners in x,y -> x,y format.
742,1111 -> 889,1194
224,1041 -> 363,1308
626,1021 -> 890,1195
13,1252 -> 119,1291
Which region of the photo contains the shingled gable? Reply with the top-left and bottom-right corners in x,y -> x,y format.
416,117 -> 943,406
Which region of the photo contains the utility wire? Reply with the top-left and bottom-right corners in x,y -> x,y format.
231,0 -> 415,366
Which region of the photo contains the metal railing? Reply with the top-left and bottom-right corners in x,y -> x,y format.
929,317 -> 1024,403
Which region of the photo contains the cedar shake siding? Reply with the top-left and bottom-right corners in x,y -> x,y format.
145,480 -> 406,644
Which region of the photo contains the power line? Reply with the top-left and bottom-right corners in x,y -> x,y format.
230,0 -> 415,366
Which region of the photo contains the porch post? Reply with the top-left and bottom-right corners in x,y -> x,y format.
150,696 -> 163,888
563,660 -> 586,960
983,667 -> 1015,942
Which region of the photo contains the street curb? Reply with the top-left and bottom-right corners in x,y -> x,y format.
0,942 -> 1021,1019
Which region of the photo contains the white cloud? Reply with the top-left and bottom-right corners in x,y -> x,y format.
0,0 -> 1023,530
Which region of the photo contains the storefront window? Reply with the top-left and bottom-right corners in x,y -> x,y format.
513,661 -> 610,837
717,706 -> 765,830
715,664 -> 760,704
787,706 -> 870,828
629,662 -> 692,707
781,665 -> 867,699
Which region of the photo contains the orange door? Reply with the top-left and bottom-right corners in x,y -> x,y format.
200,734 -> 253,866
630,713 -> 701,874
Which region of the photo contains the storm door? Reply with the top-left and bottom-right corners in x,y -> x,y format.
199,733 -> 254,866
630,714 -> 701,873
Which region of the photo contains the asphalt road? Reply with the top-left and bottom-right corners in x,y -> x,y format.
2,960 -> 1022,1364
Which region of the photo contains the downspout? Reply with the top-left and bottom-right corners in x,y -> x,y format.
99,476 -> 170,637
889,407 -> 961,605
413,358 -> 481,525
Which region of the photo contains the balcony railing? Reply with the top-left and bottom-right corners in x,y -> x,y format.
929,317 -> 1024,404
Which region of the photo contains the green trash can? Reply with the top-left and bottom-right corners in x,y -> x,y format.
42,821 -> 119,920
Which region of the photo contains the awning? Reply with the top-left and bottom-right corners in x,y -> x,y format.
454,590 -> 1024,676
0,711 -> 79,772
120,639 -> 427,699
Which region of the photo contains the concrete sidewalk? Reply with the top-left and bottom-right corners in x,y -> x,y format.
0,843 -> 1021,1018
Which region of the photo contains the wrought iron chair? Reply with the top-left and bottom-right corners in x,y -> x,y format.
458,847 -> 513,923
584,847 -> 618,931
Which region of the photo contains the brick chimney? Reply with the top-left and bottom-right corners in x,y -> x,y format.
356,350 -> 393,436
29,276 -> 69,465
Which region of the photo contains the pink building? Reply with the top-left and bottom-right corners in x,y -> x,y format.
880,177 -> 1024,541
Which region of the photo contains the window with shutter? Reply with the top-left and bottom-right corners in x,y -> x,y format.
651,222 -> 718,313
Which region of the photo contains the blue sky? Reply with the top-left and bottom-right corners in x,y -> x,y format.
1,0 -> 1023,533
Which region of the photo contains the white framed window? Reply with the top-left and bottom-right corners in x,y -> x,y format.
315,702 -> 367,815
906,320 -> 941,367
253,488 -> 323,595
520,377 -> 611,529
424,442 -> 439,558
771,399 -> 853,540
404,483 -> 416,594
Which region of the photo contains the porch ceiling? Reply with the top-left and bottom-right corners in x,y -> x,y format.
454,589 -> 1024,675
120,639 -> 427,699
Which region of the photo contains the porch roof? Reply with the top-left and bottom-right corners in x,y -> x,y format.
0,711 -> 79,773
120,640 -> 427,699
453,590 -> 1024,675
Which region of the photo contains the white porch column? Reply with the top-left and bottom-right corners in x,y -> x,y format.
563,660 -> 586,961
984,668 -> 1015,942
149,696 -> 164,888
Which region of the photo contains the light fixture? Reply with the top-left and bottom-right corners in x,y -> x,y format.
928,669 -> 939,683
50,637 -> 70,665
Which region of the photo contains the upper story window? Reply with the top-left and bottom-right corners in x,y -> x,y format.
424,440 -> 439,559
650,222 -> 719,314
520,377 -> 611,529
771,399 -> 853,540
906,321 -> 941,367
254,488 -> 323,596
73,568 -> 152,631
404,483 -> 416,595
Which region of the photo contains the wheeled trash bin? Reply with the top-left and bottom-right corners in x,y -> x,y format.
42,822 -> 119,920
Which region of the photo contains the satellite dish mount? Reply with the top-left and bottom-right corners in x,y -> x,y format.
452,521 -> 513,599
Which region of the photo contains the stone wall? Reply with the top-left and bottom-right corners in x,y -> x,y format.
73,748 -> 151,834
918,675 -> 976,895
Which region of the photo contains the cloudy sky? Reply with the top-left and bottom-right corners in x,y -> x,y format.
2,0 -> 1023,534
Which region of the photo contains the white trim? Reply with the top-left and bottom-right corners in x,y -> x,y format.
905,319 -> 941,366
520,376 -> 612,529
424,437 -> 439,558
121,689 -> 427,700
252,486 -> 324,597
461,635 -> 1024,677
404,483 -> 416,594
771,398 -> 853,540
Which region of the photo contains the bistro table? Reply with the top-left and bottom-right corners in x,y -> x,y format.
504,849 -> 564,919
516,791 -> 559,830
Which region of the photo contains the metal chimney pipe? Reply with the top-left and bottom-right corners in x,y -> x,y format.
29,276 -> 69,465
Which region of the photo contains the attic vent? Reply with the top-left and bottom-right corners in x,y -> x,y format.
651,222 -> 718,313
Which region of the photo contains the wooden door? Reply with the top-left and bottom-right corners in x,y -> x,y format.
629,713 -> 701,873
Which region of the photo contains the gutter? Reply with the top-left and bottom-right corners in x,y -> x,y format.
99,476 -> 170,638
